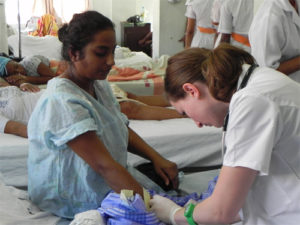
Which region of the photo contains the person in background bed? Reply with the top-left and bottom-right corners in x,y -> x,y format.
111,83 -> 184,120
0,81 -> 183,138
149,44 -> 300,224
249,0 -> 300,83
0,55 -> 56,90
27,10 -> 178,219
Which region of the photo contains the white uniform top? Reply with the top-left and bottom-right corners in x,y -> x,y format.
185,0 -> 193,5
218,0 -> 253,52
223,65 -> 300,224
211,0 -> 224,25
185,0 -> 215,49
249,0 -> 300,83
0,86 -> 43,133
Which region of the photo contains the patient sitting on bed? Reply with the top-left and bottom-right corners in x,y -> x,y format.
0,82 -> 183,138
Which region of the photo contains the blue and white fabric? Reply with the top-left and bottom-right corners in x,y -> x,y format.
98,192 -> 165,225
0,56 -> 11,77
27,78 -> 129,219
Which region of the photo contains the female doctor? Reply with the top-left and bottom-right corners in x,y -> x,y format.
150,44 -> 300,224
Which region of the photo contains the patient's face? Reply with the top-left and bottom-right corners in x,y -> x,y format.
6,61 -> 26,76
74,29 -> 116,81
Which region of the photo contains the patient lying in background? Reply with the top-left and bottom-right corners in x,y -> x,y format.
0,55 -> 56,91
0,81 -> 183,138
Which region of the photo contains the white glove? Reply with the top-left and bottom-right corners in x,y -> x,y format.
70,210 -> 105,225
150,195 -> 182,225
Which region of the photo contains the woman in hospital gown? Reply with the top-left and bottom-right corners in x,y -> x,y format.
150,44 -> 300,225
27,11 -> 178,219
249,0 -> 300,83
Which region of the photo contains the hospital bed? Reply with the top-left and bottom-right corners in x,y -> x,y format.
0,118 -> 222,224
8,34 -> 167,96
0,118 -> 222,188
4,34 -> 223,224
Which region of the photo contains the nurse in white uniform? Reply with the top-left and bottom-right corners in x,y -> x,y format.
149,44 -> 300,225
185,0 -> 216,49
249,0 -> 300,83
210,0 -> 225,48
218,0 -> 253,52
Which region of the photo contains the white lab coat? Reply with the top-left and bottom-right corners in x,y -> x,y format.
223,65 -> 300,224
218,0 -> 253,52
249,0 -> 300,83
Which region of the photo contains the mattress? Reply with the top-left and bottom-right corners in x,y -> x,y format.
0,118 -> 222,188
128,118 -> 223,169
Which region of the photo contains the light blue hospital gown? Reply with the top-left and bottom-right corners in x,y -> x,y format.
27,77 -> 129,219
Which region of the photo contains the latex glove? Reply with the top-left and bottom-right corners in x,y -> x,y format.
70,210 -> 105,225
150,195 -> 182,225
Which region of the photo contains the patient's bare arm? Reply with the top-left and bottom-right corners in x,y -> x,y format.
120,101 -> 184,120
4,121 -> 28,138
127,92 -> 170,107
0,79 -> 10,87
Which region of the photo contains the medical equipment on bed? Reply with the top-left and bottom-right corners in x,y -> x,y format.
221,64 -> 258,158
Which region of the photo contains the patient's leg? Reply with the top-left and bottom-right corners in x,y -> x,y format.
120,101 -> 183,120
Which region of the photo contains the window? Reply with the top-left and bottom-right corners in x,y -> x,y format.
5,0 -> 89,27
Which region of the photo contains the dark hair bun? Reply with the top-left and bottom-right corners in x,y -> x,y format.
58,24 -> 68,42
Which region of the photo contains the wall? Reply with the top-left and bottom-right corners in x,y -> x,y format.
92,0 -> 112,19
153,0 -> 186,58
93,0 -> 136,45
92,0 -> 186,58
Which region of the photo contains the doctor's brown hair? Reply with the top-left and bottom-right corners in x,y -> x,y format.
165,43 -> 256,102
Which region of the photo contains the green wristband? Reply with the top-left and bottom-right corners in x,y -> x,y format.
184,203 -> 198,225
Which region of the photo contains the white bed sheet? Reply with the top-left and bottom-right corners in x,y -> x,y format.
0,173 -> 69,225
128,118 -> 222,169
0,118 -> 222,188
8,34 -> 63,60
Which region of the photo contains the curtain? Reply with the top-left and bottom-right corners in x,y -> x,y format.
32,0 -> 89,23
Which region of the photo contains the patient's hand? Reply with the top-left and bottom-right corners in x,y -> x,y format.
0,80 -> 10,87
20,83 -> 40,92
5,74 -> 27,86
152,157 -> 179,189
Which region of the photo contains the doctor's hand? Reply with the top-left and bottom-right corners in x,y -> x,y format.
150,195 -> 182,225
152,157 -> 179,189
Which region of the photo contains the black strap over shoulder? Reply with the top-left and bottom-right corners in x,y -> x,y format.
239,64 -> 258,90
223,64 -> 258,132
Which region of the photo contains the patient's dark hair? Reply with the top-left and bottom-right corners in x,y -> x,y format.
58,10 -> 114,61
165,43 -> 256,102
